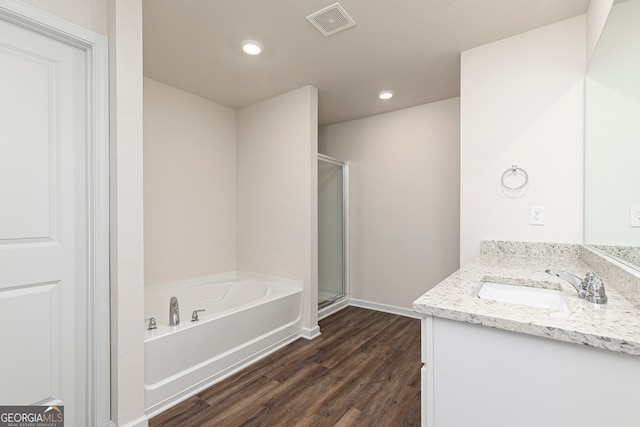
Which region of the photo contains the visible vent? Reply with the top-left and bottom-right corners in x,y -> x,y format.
306,3 -> 356,37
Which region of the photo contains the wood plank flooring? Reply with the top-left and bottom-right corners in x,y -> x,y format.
149,306 -> 421,427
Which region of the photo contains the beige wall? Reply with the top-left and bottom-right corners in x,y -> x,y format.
21,0 -> 108,35
319,98 -> 461,309
236,86 -> 319,331
143,78 -> 236,287
460,15 -> 586,264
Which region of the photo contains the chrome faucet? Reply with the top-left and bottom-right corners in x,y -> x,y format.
169,296 -> 180,326
144,317 -> 157,330
583,272 -> 608,304
545,269 -> 607,304
191,309 -> 205,322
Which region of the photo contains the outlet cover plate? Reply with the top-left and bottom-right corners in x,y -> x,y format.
530,206 -> 544,225
631,205 -> 640,227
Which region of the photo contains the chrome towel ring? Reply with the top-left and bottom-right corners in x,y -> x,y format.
501,165 -> 528,190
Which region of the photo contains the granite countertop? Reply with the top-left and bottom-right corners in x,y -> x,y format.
413,253 -> 640,356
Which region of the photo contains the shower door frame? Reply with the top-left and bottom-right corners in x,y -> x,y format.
317,154 -> 350,311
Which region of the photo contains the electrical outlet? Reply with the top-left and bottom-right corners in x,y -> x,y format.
631,205 -> 640,227
530,206 -> 544,225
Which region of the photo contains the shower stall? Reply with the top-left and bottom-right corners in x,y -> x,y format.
317,154 -> 349,312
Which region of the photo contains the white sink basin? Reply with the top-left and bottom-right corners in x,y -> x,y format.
477,281 -> 570,313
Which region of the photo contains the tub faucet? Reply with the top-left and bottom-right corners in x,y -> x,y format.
144,317 -> 157,330
545,269 -> 607,304
169,296 -> 180,326
191,309 -> 205,322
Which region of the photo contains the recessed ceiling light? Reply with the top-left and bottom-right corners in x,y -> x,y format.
378,90 -> 394,100
241,39 -> 263,55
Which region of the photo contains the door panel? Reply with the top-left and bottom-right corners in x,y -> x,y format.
0,282 -> 60,403
318,158 -> 346,308
0,17 -> 87,425
0,44 -> 55,240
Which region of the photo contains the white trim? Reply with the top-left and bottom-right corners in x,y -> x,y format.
317,152 -> 344,166
0,1 -> 111,425
120,416 -> 149,427
318,297 -> 349,320
0,0 -> 103,45
300,325 -> 321,339
349,298 -> 425,319
342,161 -> 350,303
86,18 -> 111,427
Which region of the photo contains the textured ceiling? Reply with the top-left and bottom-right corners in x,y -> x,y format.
143,0 -> 590,126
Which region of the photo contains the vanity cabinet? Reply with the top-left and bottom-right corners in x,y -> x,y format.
421,316 -> 640,427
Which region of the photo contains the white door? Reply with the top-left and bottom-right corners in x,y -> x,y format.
0,17 -> 89,426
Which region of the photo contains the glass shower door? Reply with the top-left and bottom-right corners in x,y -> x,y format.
318,154 -> 348,309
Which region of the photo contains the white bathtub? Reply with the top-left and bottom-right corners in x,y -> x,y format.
144,275 -> 303,414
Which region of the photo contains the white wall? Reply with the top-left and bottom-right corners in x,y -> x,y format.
108,0 -> 145,425
319,98 -> 460,309
460,16 -> 586,264
108,0 -> 147,425
143,78 -> 236,287
236,85 -> 319,332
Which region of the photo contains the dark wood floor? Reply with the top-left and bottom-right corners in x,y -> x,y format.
149,306 -> 421,427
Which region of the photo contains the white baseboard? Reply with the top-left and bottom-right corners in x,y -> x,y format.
300,325 -> 321,340
120,415 -> 148,427
348,298 -> 425,319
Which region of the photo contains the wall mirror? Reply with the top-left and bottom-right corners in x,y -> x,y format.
585,0 -> 640,270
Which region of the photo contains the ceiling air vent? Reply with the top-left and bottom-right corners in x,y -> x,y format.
306,3 -> 356,37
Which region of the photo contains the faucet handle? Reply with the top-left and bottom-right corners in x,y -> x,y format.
144,317 -> 157,330
585,272 -> 600,283
584,272 -> 607,304
191,309 -> 206,322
